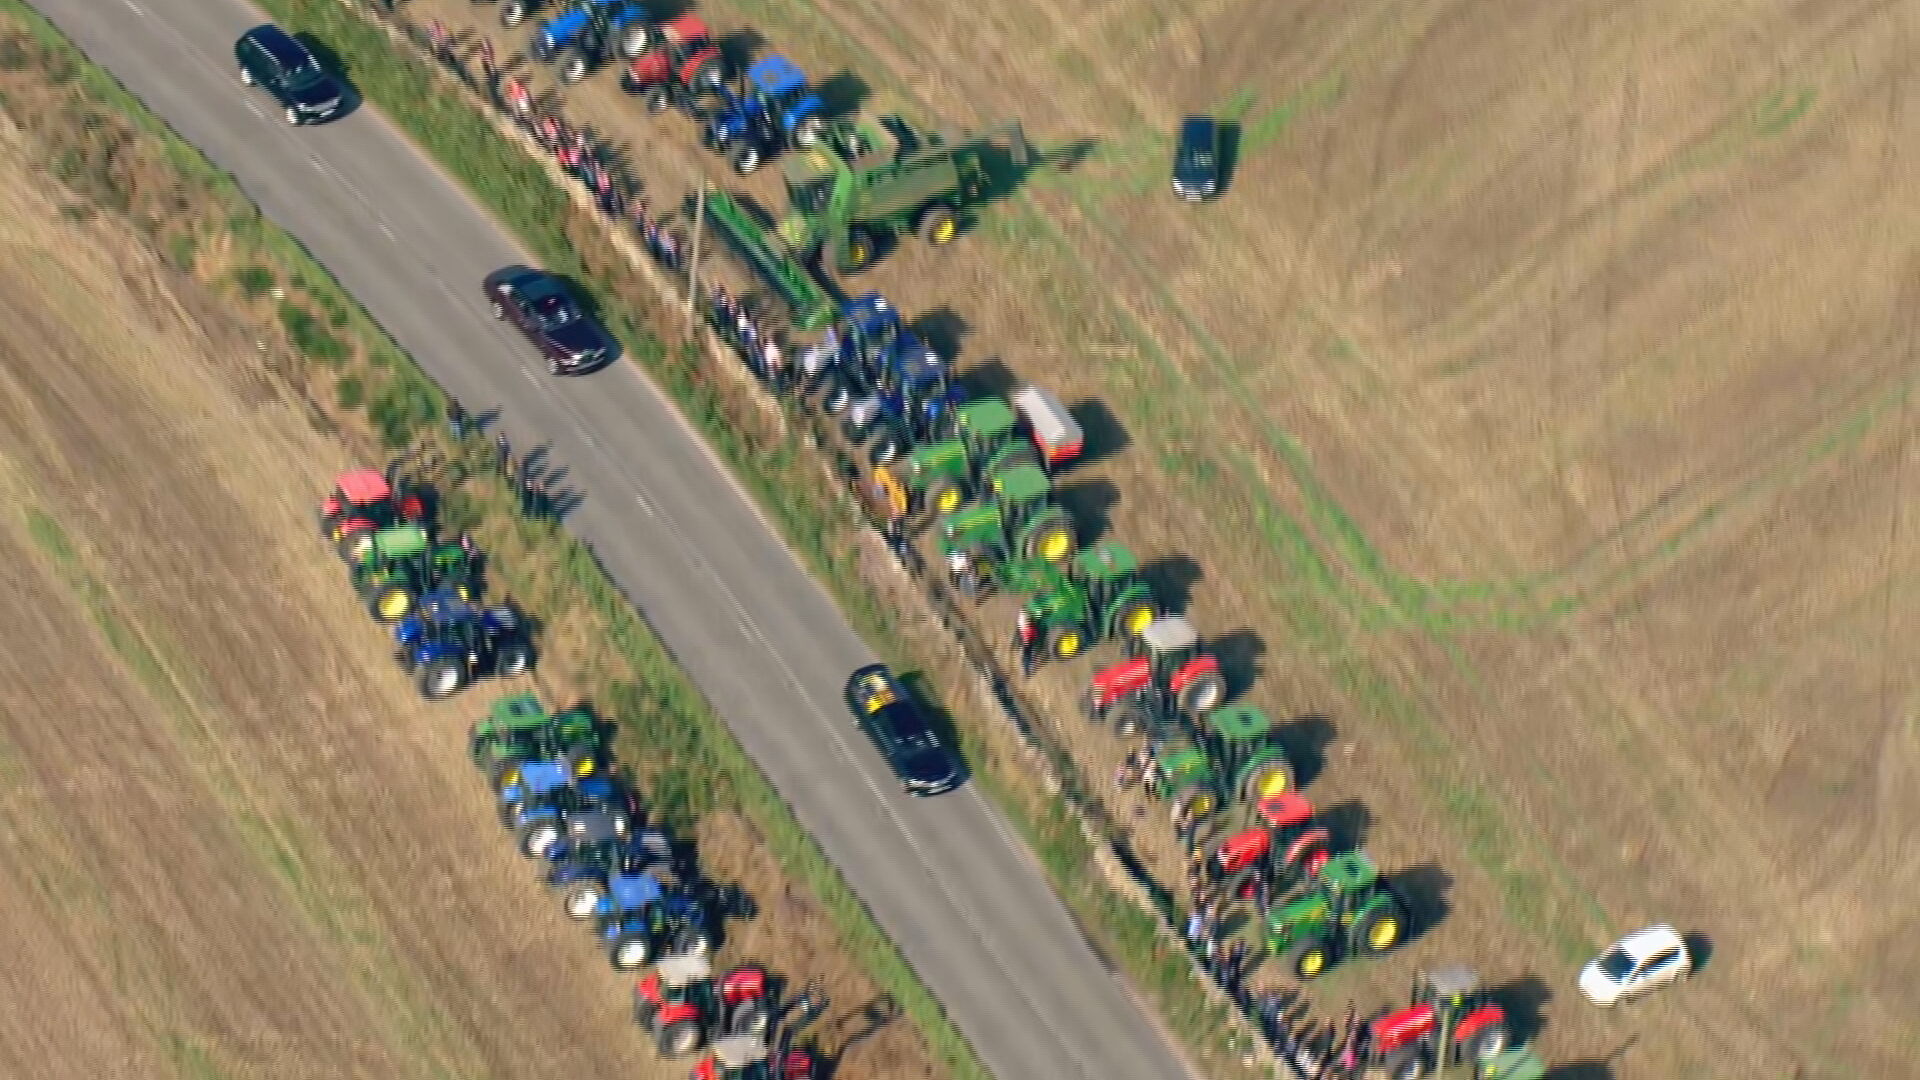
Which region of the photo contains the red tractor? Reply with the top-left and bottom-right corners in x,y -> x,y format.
620,15 -> 728,113
634,955 -> 772,1057
1082,615 -> 1227,736
1210,791 -> 1333,904
319,468 -> 426,562
1357,965 -> 1512,1079
690,1035 -> 819,1080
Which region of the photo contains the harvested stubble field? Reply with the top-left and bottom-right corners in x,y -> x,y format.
389,0 -> 1919,1076
0,43 -> 938,1080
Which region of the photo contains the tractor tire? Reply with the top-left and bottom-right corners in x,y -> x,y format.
500,1 -> 528,28
731,144 -> 762,175
671,924 -> 713,957
1175,669 -> 1227,717
925,476 -> 966,515
619,25 -> 649,58
1462,1020 -> 1511,1061
1353,900 -> 1405,954
838,230 -> 876,274
792,115 -> 825,148
337,530 -> 376,563
821,376 -> 852,415
1385,1049 -> 1430,1080
609,929 -> 653,970
491,761 -> 526,794
1021,506 -> 1075,565
1240,759 -> 1294,803
727,999 -> 771,1037
519,820 -> 562,858
1111,703 -> 1151,737
496,643 -> 532,678
865,427 -> 904,467
1285,936 -> 1334,980
1047,624 -> 1085,661
562,881 -> 605,919
418,658 -> 467,701
1114,597 -> 1158,642
1170,781 -> 1217,821
657,1018 -> 706,1057
369,584 -> 414,623
645,86 -> 671,113
917,205 -> 959,245
560,56 -> 590,85
496,797 -> 521,830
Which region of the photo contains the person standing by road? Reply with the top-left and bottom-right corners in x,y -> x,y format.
445,398 -> 468,442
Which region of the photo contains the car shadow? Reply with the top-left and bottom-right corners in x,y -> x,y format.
1216,121 -> 1241,197
1683,931 -> 1714,973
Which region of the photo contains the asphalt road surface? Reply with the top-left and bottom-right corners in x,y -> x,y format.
31,2 -> 1201,1078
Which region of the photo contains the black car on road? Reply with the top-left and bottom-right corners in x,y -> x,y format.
1171,116 -> 1222,202
844,665 -> 961,796
235,25 -> 344,126
483,266 -> 610,375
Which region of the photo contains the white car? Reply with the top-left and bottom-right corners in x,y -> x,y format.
1579,925 -> 1693,1005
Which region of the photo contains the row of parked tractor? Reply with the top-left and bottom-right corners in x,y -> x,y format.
318,465 -> 831,1079
438,3 -> 1549,1076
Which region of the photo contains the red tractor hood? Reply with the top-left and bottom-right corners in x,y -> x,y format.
1090,657 -> 1151,708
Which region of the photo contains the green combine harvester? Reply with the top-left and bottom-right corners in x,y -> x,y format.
697,115 -> 1028,328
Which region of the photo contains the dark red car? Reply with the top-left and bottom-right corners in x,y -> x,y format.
484,266 -> 609,375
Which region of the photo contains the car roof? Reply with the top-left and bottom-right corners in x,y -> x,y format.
247,25 -> 311,68
1614,925 -> 1686,961
872,699 -> 932,740
516,270 -> 566,298
748,56 -> 807,95
1179,116 -> 1216,143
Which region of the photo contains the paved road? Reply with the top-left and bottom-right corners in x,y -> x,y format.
32,2 -> 1200,1078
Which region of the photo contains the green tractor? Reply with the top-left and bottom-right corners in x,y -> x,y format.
1263,850 -> 1409,980
890,397 -> 1038,516
1147,704 -> 1296,823
938,464 -> 1076,598
349,525 -> 478,622
1018,540 -> 1159,663
469,692 -> 603,788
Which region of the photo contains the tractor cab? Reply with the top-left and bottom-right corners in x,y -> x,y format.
1264,849 -> 1407,979
1072,541 -> 1158,642
1146,704 -> 1292,823
938,464 -> 1076,595
1211,790 -> 1332,903
636,957 -> 772,1058
321,468 -> 426,561
1085,615 -> 1226,733
1359,965 -> 1512,1077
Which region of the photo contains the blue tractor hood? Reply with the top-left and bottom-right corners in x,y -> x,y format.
608,869 -> 664,912
748,56 -> 807,96
843,293 -> 898,337
893,339 -> 947,390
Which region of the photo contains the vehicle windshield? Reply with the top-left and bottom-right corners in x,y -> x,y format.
788,177 -> 833,214
531,293 -> 579,330
1596,948 -> 1634,980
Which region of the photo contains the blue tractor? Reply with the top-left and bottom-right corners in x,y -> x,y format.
595,866 -> 726,969
394,589 -> 532,700
800,293 -> 903,407
498,763 -> 619,853
527,0 -> 655,84
702,57 -> 826,175
837,334 -> 967,466
544,817 -> 666,917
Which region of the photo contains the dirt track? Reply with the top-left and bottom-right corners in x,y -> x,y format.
387,0 -> 1920,1076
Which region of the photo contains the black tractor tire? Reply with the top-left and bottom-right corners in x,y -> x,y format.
619,25 -> 649,58
837,230 -> 876,274
1462,1020 -> 1511,1062
562,880 -> 605,919
820,375 -> 852,415
368,584 -> 414,623
1353,899 -> 1406,955
865,427 -> 904,467
792,115 -> 825,148
609,928 -> 654,970
727,999 -> 771,1037
1175,669 -> 1227,717
645,85 -> 671,113
1111,702 -> 1152,737
657,1018 -> 706,1058
337,530 -> 376,563
731,144 -> 762,175
500,1 -> 529,28
495,642 -> 532,679
634,997 -> 659,1030
560,55 -> 590,84
1112,598 -> 1159,643
418,658 -> 467,700
924,476 -> 967,515
1285,936 -> 1334,980
1020,506 -> 1075,565
917,205 -> 959,245
671,924 -> 713,956
1385,1049 -> 1430,1080
1047,624 -> 1086,661
519,819 -> 562,858
1169,781 -> 1218,822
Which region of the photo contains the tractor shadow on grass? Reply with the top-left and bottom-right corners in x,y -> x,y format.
1390,862 -> 1452,946
815,70 -> 870,122
960,356 -> 1018,398
1278,714 -> 1336,789
1545,1062 -> 1618,1080
1071,398 -> 1129,467
716,29 -> 766,76
1141,554 -> 1203,615
1209,628 -> 1266,698
911,306 -> 970,361
1057,478 -> 1119,546
1316,799 -> 1370,851
1488,975 -> 1553,1044
292,34 -> 366,122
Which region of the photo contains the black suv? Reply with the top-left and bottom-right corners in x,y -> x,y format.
1171,116 -> 1222,201
844,665 -> 961,796
235,25 -> 343,126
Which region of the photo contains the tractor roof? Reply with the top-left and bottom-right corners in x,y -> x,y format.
489,691 -> 549,732
418,589 -> 474,624
609,869 -> 665,910
1210,703 -> 1274,742
711,1034 -> 769,1069
334,468 -> 392,506
661,12 -> 709,38
373,524 -> 430,558
748,56 -> 806,95
956,397 -> 1017,437
1256,791 -> 1315,829
656,952 -> 714,988
840,292 -> 894,331
1420,963 -> 1483,999
1073,540 -> 1138,580
1140,615 -> 1199,655
519,758 -> 573,794
990,464 -> 1052,504
568,809 -> 630,844
939,503 -> 1000,538
1319,850 -> 1381,893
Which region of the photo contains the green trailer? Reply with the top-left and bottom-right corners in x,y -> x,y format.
695,188 -> 836,331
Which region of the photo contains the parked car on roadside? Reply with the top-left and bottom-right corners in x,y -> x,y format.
235,25 -> 344,126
